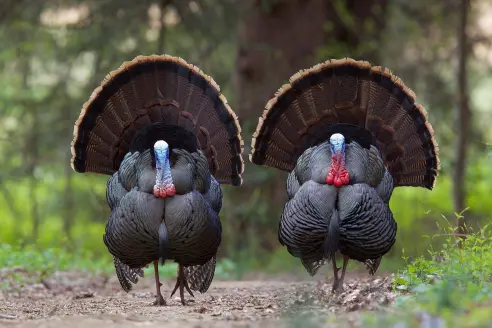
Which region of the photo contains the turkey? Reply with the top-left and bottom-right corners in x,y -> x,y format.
249,58 -> 439,292
70,55 -> 244,305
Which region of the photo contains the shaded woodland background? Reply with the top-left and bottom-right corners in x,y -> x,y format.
1,0 -> 492,273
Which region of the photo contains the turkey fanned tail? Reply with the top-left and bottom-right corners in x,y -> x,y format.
250,58 -> 439,190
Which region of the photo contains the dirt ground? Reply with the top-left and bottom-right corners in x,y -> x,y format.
0,268 -> 397,328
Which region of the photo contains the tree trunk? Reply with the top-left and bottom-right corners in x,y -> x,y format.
454,0 -> 470,240
62,149 -> 74,241
18,52 -> 41,242
235,0 -> 388,125
156,0 -> 171,54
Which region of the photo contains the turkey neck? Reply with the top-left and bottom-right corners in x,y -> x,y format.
155,150 -> 172,186
326,151 -> 349,187
153,140 -> 176,198
326,133 -> 350,187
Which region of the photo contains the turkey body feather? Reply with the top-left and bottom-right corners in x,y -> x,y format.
281,140 -> 396,276
250,58 -> 439,292
104,149 -> 222,274
71,55 -> 243,305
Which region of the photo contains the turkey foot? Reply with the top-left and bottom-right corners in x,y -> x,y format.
170,264 -> 194,305
332,255 -> 349,293
153,260 -> 166,306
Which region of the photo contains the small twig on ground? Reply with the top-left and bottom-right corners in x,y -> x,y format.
40,278 -> 54,290
0,314 -> 17,320
73,290 -> 95,299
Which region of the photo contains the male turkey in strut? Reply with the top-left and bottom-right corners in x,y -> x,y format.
250,58 -> 439,292
71,55 -> 244,305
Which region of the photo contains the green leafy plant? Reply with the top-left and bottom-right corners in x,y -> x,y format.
0,243 -> 239,291
394,217 -> 491,292
385,216 -> 492,326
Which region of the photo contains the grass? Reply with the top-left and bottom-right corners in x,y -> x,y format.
0,244 -> 238,291
361,219 -> 492,327
0,244 -> 113,274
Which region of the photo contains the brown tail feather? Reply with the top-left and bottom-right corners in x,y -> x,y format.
71,55 -> 244,186
113,256 -> 144,292
250,58 -> 439,190
364,257 -> 381,275
183,256 -> 216,293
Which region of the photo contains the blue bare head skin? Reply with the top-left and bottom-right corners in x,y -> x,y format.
154,140 -> 169,169
329,133 -> 345,154
154,140 -> 172,185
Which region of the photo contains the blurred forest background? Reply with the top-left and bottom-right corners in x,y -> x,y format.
1,0 -> 492,275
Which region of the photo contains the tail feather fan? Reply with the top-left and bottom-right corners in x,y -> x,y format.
71,55 -> 244,186
250,58 -> 439,189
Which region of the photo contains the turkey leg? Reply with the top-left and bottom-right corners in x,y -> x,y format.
332,255 -> 349,293
153,260 -> 166,306
170,264 -> 194,305
331,255 -> 340,291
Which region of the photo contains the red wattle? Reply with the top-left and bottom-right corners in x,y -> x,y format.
154,184 -> 176,198
153,185 -> 161,197
159,189 -> 167,198
326,172 -> 335,185
165,184 -> 176,197
326,154 -> 350,187
339,168 -> 350,185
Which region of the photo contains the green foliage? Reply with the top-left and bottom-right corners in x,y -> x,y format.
383,220 -> 492,326
0,244 -> 112,275
388,156 -> 492,258
0,243 -> 238,290
394,220 -> 491,293
0,243 -> 112,290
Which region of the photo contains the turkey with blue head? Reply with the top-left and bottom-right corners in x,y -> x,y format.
250,58 -> 439,292
71,55 -> 244,305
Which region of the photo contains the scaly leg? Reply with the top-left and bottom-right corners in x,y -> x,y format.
153,260 -> 166,306
170,264 -> 194,305
331,254 -> 340,292
332,255 -> 349,293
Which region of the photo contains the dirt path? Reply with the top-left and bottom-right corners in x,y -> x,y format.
0,270 -> 396,327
